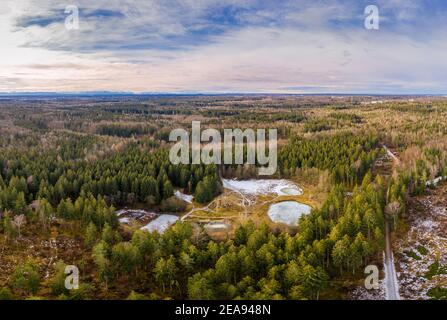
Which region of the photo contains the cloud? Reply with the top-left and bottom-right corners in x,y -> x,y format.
24,63 -> 91,70
1,0 -> 447,93
16,12 -> 64,28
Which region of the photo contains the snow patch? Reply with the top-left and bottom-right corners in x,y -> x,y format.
174,190 -> 193,204
222,179 -> 303,196
395,196 -> 447,300
426,176 -> 447,187
115,209 -> 157,225
119,217 -> 131,224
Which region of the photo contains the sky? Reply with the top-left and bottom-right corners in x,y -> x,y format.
1,0 -> 447,94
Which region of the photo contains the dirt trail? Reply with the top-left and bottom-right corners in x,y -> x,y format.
181,201 -> 215,222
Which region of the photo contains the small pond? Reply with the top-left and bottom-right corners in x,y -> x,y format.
140,214 -> 179,233
267,201 -> 311,226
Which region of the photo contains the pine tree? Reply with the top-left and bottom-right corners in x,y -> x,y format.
154,256 -> 178,292
92,241 -> 112,290
332,235 -> 350,274
49,261 -> 69,296
14,192 -> 27,215
162,180 -> 174,199
101,223 -> 115,245
10,260 -> 41,295
111,242 -> 140,276
85,222 -> 98,247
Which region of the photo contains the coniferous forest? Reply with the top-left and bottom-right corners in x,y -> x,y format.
1,95 -> 447,301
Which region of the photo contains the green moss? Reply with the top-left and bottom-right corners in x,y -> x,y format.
404,250 -> 421,261
427,287 -> 447,300
425,261 -> 447,280
0,287 -> 15,300
416,245 -> 429,256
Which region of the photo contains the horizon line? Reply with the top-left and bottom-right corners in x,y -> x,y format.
0,91 -> 446,97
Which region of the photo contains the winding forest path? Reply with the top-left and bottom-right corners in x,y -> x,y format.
181,201 -> 215,222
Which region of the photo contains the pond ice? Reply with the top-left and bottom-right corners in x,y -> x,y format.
267,201 -> 311,226
140,214 -> 179,233
222,179 -> 303,196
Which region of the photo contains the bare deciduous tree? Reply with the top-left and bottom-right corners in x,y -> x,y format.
12,214 -> 26,238
385,201 -> 401,227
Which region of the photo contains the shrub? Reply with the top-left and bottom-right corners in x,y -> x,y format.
160,196 -> 187,212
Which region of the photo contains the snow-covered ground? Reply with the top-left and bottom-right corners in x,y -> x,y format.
395,197 -> 447,299
115,209 -> 157,225
351,195 -> 447,300
350,280 -> 386,300
119,217 -> 131,224
222,179 -> 303,197
174,190 -> 193,203
349,252 -> 394,300
140,214 -> 179,234
116,209 -> 151,217
267,201 -> 311,226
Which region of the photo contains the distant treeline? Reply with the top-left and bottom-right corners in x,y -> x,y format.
96,124 -> 157,138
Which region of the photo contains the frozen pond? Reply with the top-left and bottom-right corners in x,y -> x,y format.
222,179 -> 303,196
174,190 -> 193,203
140,214 -> 179,233
267,201 -> 311,226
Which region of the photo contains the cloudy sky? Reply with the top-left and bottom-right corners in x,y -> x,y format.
1,0 -> 446,94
